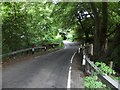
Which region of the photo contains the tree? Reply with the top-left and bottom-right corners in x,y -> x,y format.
90,2 -> 108,59
2,2 -> 120,67
2,2 -> 60,53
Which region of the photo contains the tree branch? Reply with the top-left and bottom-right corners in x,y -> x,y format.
107,29 -> 116,37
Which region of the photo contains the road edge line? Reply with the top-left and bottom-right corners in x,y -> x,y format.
70,52 -> 76,64
67,52 -> 76,88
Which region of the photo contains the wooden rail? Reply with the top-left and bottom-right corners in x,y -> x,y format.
82,47 -> 120,89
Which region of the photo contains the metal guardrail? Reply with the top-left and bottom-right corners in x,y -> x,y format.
0,43 -> 60,58
1,46 -> 46,58
82,48 -> 120,89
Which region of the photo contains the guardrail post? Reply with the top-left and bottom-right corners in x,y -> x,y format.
32,48 -> 35,54
82,55 -> 86,73
105,38 -> 108,53
90,44 -> 93,55
109,61 -> 113,69
78,48 -> 80,53
53,45 -> 55,48
44,47 -> 47,51
91,61 -> 94,76
86,59 -> 90,74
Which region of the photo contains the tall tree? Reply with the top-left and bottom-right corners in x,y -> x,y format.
90,2 -> 108,59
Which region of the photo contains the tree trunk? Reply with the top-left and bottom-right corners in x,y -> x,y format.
100,2 -> 108,54
90,2 -> 101,57
90,2 -> 108,59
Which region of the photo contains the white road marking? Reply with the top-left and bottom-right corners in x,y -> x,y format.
70,52 -> 76,64
67,52 -> 76,88
67,66 -> 72,88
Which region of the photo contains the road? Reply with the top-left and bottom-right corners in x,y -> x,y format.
3,42 -> 80,88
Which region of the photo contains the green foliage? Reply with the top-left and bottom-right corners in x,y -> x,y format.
51,2 -> 95,42
85,62 -> 118,89
84,62 -> 107,88
95,62 -> 116,75
85,75 -> 106,88
2,2 -> 63,53
111,76 -> 120,81
110,45 -> 120,65
1,2 -> 120,66
95,62 -> 120,81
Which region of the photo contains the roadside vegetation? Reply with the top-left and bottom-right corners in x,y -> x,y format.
85,62 -> 120,89
1,1 -> 120,88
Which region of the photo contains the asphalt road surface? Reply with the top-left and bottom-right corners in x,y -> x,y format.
2,42 -> 80,88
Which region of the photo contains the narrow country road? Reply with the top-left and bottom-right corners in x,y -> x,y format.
3,42 -> 80,88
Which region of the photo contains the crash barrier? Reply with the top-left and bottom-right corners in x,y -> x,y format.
1,47 -> 46,58
42,43 -> 59,48
80,46 -> 120,89
1,43 -> 60,59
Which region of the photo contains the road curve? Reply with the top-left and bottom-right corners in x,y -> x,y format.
3,47 -> 78,88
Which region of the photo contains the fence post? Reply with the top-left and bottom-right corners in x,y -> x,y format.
82,55 -> 86,73
32,44 -> 35,54
86,57 -> 91,74
105,38 -> 108,53
90,44 -> 93,55
109,61 -> 113,69
91,61 -> 94,76
44,47 -> 47,51
32,48 -> 35,54
78,48 -> 80,53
